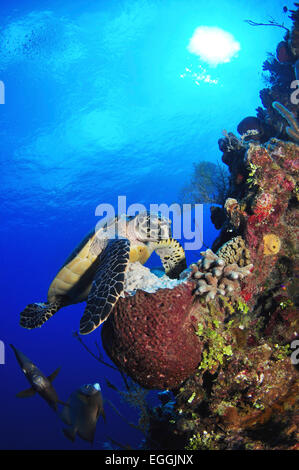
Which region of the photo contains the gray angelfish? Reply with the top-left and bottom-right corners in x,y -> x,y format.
61,383 -> 105,444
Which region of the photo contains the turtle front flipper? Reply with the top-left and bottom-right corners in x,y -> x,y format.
154,238 -> 187,279
79,238 -> 131,335
20,299 -> 65,330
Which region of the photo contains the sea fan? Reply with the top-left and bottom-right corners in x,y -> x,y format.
179,161 -> 230,206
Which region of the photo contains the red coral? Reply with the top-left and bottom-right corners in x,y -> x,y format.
246,215 -> 261,247
101,282 -> 203,390
253,192 -> 274,219
249,146 -> 272,168
283,177 -> 295,192
283,158 -> 299,172
236,173 -> 244,184
240,289 -> 252,303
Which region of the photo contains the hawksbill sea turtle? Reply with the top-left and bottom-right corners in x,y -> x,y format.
20,211 -> 187,335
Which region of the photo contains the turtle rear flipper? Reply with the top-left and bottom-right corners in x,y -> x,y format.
20,300 -> 64,330
154,238 -> 187,279
79,238 -> 130,335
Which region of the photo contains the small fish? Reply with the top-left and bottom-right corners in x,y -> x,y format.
61,383 -> 105,443
10,344 -> 62,411
283,6 -> 288,13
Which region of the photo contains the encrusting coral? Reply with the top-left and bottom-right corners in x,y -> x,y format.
216,236 -> 251,267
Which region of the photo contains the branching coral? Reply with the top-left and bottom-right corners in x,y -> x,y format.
190,249 -> 253,301
272,101 -> 299,142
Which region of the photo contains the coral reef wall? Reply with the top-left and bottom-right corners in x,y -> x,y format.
101,4 -> 299,451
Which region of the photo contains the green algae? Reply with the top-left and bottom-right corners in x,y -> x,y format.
195,316 -> 233,372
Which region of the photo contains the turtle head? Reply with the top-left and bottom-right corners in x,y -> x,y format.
130,211 -> 171,242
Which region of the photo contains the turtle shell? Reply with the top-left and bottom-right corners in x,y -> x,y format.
47,231 -> 100,304
47,217 -> 119,304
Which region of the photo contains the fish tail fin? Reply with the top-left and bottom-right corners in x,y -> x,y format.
63,427 -> 76,442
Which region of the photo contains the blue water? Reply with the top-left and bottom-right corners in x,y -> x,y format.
0,0 -> 289,450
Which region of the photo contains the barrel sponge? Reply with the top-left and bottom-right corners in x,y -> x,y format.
101,281 -> 204,390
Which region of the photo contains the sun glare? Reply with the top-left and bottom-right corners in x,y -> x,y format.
187,26 -> 240,66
